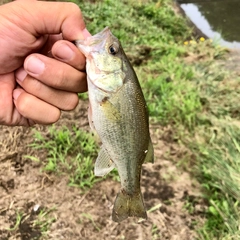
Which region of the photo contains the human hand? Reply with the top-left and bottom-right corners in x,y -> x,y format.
0,0 -> 91,126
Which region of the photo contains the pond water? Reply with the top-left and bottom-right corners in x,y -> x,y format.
179,0 -> 240,49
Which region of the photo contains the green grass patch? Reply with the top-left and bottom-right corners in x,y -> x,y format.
140,60 -> 201,129
191,125 -> 240,239
29,126 -> 99,190
75,0 -> 191,45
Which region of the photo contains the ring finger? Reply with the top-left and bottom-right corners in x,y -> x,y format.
15,68 -> 79,111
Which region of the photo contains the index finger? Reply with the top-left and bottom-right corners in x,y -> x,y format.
51,40 -> 86,71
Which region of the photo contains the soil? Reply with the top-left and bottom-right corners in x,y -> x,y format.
0,102 -> 207,240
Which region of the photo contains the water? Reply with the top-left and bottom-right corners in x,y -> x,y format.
180,0 -> 240,49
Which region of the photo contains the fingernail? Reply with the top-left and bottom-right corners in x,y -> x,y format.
55,43 -> 74,61
15,67 -> 27,82
82,28 -> 91,39
13,89 -> 22,100
25,56 -> 45,75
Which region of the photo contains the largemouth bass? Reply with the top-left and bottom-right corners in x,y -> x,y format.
76,27 -> 154,222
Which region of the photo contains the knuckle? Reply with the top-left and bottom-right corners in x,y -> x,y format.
50,64 -> 83,91
29,78 -> 43,93
66,2 -> 82,15
16,93 -> 31,117
63,94 -> 79,110
56,68 -> 68,89
48,109 -> 61,124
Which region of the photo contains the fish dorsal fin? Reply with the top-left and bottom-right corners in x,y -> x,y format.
94,147 -> 116,176
144,139 -> 154,163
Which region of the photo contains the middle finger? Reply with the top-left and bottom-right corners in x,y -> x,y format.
23,53 -> 87,92
15,68 -> 80,111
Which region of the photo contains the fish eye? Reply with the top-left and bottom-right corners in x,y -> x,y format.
108,43 -> 119,55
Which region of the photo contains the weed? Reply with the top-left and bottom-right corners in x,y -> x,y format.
183,199 -> 195,215
7,207 -> 56,239
7,211 -> 23,231
32,207 -> 56,236
79,213 -> 100,232
151,224 -> 161,240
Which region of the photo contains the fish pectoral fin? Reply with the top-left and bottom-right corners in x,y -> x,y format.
112,190 -> 147,222
100,99 -> 122,122
144,139 -> 154,163
94,147 -> 116,176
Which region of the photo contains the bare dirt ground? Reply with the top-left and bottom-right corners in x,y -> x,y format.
0,102 -> 207,240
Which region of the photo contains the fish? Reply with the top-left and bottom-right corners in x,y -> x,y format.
75,27 -> 154,222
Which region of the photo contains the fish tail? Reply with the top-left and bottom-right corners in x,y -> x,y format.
112,189 -> 147,222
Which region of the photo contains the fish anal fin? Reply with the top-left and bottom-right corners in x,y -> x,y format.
94,147 -> 115,176
144,139 -> 154,163
112,190 -> 147,222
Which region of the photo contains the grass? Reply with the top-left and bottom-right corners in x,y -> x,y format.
26,0 -> 240,239
191,125 -> 240,239
7,211 -> 23,231
29,126 -> 99,190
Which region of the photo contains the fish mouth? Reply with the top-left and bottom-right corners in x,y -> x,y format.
75,27 -> 112,57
